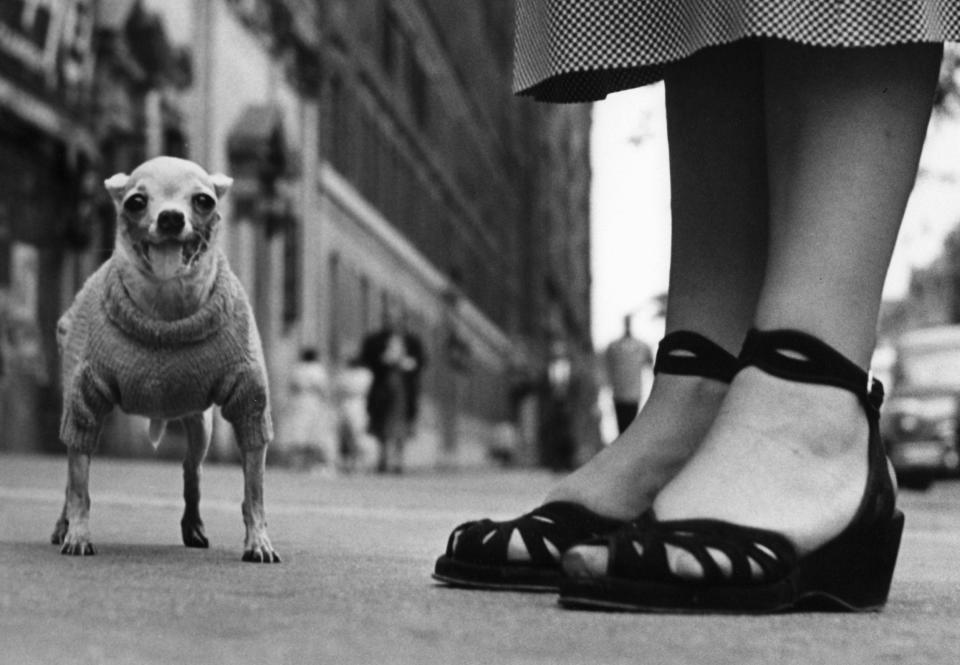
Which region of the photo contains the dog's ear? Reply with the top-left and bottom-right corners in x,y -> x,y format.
104,173 -> 130,203
210,174 -> 233,199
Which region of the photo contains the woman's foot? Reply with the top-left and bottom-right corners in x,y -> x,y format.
544,371 -> 729,521
434,331 -> 738,589
565,365 -> 871,579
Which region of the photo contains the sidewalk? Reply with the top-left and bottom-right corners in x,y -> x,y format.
1,453 -> 958,665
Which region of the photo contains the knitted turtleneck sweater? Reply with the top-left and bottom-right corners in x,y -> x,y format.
58,251 -> 272,453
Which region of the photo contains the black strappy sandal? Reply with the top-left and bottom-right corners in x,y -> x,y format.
432,331 -> 739,591
558,328 -> 904,613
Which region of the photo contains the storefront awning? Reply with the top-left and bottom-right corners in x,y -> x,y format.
227,104 -> 298,178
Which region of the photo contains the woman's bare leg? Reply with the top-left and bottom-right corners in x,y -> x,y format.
544,41 -> 768,520
646,41 -> 942,576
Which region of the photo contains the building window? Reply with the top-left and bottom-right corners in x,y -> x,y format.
163,126 -> 187,158
380,289 -> 392,327
282,219 -> 301,327
359,274 -> 371,333
327,252 -> 341,362
380,5 -> 401,76
408,54 -> 429,127
327,74 -> 345,169
0,222 -> 9,287
361,113 -> 378,204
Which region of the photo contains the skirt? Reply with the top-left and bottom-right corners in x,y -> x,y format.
514,0 -> 960,102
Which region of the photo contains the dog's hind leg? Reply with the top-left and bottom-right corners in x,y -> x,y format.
55,448 -> 95,555
180,411 -> 212,548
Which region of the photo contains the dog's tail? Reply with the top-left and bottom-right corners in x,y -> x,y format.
148,419 -> 166,450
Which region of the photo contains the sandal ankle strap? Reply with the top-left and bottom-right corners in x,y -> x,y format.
654,331 -> 739,383
739,329 -> 884,411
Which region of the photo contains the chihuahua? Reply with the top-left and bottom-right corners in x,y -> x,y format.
52,156 -> 279,562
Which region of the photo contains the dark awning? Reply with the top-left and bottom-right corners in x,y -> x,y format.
227,105 -> 289,176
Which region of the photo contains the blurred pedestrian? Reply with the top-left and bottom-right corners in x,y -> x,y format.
434,1 -> 957,613
334,358 -> 376,473
401,329 -> 426,435
604,315 -> 652,433
271,348 -> 338,474
0,289 -> 48,384
359,328 -> 419,473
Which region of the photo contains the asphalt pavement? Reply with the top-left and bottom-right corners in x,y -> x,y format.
1,452 -> 959,665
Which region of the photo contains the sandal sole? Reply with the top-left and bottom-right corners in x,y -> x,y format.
558,510 -> 905,614
558,580 -> 884,614
433,555 -> 560,592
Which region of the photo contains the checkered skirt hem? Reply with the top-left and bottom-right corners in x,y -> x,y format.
514,0 -> 960,102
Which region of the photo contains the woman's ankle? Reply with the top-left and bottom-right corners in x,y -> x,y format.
653,368 -> 871,553
542,374 -> 729,519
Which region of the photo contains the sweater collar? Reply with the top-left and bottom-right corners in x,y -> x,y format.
103,252 -> 234,346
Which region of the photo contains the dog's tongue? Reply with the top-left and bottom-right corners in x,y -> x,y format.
151,242 -> 183,279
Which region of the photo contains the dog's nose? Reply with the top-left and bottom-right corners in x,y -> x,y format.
157,210 -> 185,236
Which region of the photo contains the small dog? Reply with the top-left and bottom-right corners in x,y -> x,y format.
52,156 -> 279,562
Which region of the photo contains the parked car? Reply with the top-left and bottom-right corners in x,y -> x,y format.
881,326 -> 960,490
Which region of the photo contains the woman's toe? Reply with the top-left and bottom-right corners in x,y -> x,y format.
562,544 -> 609,579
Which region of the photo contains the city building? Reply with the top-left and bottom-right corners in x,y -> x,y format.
0,0 -> 595,468
1,0 -> 99,452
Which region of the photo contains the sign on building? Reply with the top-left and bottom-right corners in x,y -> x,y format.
0,0 -> 94,93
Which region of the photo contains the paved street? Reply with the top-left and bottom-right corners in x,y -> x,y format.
1,452 -> 959,665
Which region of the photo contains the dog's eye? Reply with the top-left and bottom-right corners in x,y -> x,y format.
123,194 -> 148,213
192,194 -> 216,214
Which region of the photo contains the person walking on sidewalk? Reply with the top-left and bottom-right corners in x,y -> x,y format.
434,1 -> 958,613
271,348 -> 338,473
604,315 -> 652,434
360,328 -> 418,474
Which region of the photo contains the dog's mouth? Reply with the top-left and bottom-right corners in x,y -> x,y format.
134,235 -> 209,280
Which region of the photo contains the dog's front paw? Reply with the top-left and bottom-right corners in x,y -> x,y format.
60,529 -> 95,556
242,534 -> 281,563
51,518 -> 68,545
181,517 -> 210,549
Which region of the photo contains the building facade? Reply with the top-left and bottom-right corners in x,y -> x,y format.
0,0 -> 595,467
0,0 -> 99,452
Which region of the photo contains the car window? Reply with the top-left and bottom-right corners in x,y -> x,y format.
898,347 -> 960,389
